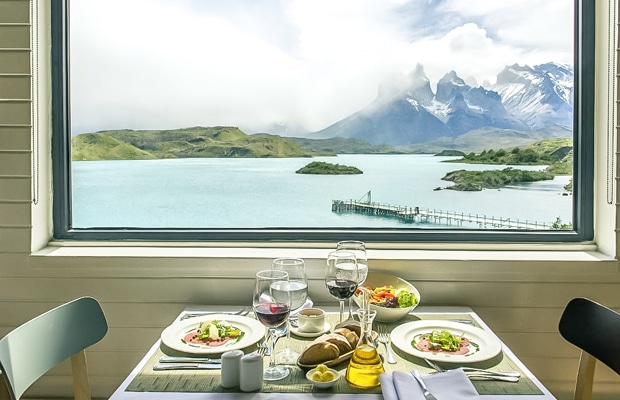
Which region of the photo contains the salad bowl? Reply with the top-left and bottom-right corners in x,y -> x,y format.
353,272 -> 421,322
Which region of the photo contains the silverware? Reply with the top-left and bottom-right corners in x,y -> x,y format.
425,358 -> 521,380
257,338 -> 270,356
179,307 -> 250,321
377,325 -> 397,364
411,370 -> 438,400
467,374 -> 520,382
153,363 -> 222,370
449,318 -> 475,325
159,356 -> 222,364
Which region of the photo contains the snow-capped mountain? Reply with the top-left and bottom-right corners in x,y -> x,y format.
490,63 -> 573,129
313,62 -> 573,146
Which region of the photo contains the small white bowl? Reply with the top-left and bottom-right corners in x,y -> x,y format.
354,272 -> 421,322
306,367 -> 340,389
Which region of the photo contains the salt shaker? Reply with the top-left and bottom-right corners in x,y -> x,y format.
221,350 -> 244,388
240,352 -> 263,392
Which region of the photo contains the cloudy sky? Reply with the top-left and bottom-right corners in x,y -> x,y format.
70,0 -> 574,135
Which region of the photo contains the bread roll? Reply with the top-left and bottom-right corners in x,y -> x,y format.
313,333 -> 352,354
333,327 -> 352,336
337,321 -> 361,336
298,342 -> 340,365
343,331 -> 359,348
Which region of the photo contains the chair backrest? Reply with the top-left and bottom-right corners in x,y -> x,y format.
0,297 -> 108,400
558,297 -> 620,400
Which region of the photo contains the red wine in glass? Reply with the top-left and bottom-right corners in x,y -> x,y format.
254,302 -> 290,327
325,279 -> 358,300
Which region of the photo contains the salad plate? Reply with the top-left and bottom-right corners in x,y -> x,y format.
161,314 -> 265,354
390,320 -> 502,363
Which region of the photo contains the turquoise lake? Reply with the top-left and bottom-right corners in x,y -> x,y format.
71,154 -> 573,229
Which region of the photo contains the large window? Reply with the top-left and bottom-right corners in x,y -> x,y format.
51,0 -> 594,242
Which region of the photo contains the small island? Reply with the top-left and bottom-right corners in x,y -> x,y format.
441,168 -> 554,191
296,161 -> 363,175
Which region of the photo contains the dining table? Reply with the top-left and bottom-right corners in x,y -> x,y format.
108,305 -> 558,400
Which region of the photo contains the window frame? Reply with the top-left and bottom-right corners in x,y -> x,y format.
50,0 -> 595,244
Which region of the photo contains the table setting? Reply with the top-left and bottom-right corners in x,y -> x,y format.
118,241 -> 552,399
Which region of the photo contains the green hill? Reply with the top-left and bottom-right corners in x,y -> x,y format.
71,126 -> 324,160
445,137 -> 573,175
72,133 -> 157,161
437,138 -> 573,191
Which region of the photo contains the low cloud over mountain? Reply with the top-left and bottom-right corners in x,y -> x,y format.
312,62 -> 573,147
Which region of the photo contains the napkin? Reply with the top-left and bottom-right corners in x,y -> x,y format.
380,369 -> 480,400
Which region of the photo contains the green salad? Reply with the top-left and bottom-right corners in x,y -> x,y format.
426,329 -> 463,351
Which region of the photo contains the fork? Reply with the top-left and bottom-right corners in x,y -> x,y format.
424,358 -> 521,380
256,341 -> 268,356
180,307 -> 250,320
411,370 -> 438,400
257,337 -> 270,356
377,325 -> 397,364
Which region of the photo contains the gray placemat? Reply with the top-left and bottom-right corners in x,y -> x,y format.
126,312 -> 543,395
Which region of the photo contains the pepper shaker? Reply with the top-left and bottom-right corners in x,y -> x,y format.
240,353 -> 263,392
221,350 -> 244,388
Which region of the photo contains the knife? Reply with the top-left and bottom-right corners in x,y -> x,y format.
159,356 -> 222,364
153,362 -> 222,370
467,374 -> 520,382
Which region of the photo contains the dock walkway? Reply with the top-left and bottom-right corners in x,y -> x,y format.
331,199 -> 551,230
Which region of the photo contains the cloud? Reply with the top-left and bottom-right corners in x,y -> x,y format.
69,0 -> 574,135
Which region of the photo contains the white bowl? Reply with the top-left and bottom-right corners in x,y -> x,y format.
353,272 -> 421,322
306,367 -> 340,389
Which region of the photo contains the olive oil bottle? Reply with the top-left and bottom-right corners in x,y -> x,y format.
346,288 -> 384,388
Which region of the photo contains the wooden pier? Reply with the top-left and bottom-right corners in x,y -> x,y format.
331,196 -> 551,230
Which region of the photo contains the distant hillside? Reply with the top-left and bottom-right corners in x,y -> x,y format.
435,137 -> 573,191
446,137 -> 573,175
288,137 -> 402,154
72,126 -> 328,160
399,125 -> 572,154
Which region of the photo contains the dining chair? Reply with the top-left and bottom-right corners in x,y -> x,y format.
558,297 -> 620,400
0,297 -> 108,400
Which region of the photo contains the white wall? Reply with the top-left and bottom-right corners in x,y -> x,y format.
1,0 -> 619,399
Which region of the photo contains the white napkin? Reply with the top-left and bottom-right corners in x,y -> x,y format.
380,369 -> 480,400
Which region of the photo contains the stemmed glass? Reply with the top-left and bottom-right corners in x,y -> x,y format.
272,258 -> 309,364
325,250 -> 359,323
337,241 -> 368,321
253,269 -> 291,380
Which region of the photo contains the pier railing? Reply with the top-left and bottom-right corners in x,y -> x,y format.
332,199 -> 551,230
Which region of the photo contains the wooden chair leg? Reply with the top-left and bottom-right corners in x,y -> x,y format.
0,374 -> 13,400
574,351 -> 596,400
71,350 -> 92,400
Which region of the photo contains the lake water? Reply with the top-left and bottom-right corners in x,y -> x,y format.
71,154 -> 573,229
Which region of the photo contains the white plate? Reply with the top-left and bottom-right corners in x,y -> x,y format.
161,314 -> 266,354
290,322 -> 331,338
390,320 -> 502,363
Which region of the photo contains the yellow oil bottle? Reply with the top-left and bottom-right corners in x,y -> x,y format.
346,289 -> 384,388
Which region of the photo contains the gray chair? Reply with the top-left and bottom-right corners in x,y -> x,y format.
558,297 -> 620,400
0,297 -> 108,400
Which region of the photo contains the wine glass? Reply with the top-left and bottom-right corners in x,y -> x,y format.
336,241 -> 368,321
271,258 -> 309,364
325,250 -> 359,323
253,269 -> 291,380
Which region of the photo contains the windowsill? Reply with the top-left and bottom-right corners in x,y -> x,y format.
28,241 -> 619,283
33,240 -> 614,262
